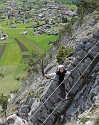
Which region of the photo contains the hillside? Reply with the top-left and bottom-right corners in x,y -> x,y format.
0,0 -> 78,95
0,8 -> 98,124
1,0 -> 73,94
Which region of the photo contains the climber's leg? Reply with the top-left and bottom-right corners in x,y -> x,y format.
59,84 -> 66,99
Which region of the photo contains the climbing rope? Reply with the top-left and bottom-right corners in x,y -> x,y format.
41,52 -> 99,125
29,40 -> 99,121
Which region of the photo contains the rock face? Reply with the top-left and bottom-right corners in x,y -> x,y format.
6,11 -> 99,125
7,114 -> 29,125
93,29 -> 99,39
0,114 -> 29,125
25,29 -> 98,125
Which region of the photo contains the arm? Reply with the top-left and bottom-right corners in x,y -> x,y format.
45,73 -> 56,79
64,69 -> 72,77
66,71 -> 71,75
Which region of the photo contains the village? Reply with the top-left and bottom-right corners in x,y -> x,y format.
0,0 -> 77,77
0,0 -> 77,40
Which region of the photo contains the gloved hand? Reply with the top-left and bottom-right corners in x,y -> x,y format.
71,69 -> 73,72
66,71 -> 71,75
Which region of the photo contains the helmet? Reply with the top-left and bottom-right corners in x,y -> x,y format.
58,65 -> 64,71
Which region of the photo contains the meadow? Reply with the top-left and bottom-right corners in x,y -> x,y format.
62,4 -> 78,10
0,0 -> 77,95
0,65 -> 27,94
0,22 -> 58,94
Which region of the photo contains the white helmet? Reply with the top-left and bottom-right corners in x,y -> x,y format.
58,65 -> 64,71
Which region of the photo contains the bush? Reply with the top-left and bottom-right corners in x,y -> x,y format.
33,90 -> 42,98
16,77 -> 21,81
0,94 -> 9,110
10,89 -> 18,93
77,0 -> 99,16
81,116 -> 89,124
59,22 -> 73,38
56,45 -> 74,63
94,117 -> 99,125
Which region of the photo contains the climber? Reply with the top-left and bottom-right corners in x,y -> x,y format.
45,65 -> 71,100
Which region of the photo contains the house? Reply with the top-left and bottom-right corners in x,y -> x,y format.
46,3 -> 59,9
45,25 -> 51,29
0,33 -> 8,40
22,0 -> 27,2
38,14 -> 44,18
10,25 -> 16,28
0,37 -> 5,40
0,16 -> 6,20
47,31 -> 51,35
65,9 -> 75,16
42,8 -> 47,12
0,10 -> 5,14
21,31 -> 28,35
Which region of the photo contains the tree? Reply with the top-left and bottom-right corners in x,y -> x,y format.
37,21 -> 40,26
62,16 -> 68,23
56,46 -> 65,63
56,46 -> 74,63
45,19 -> 49,24
28,51 -> 41,74
59,22 -> 73,39
41,59 -> 44,77
77,0 -> 99,17
0,94 -> 8,118
76,0 -> 99,25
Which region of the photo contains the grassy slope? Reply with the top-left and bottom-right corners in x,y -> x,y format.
0,42 -> 20,65
0,65 -> 27,94
0,38 -> 27,94
0,40 -> 20,94
23,34 -> 58,51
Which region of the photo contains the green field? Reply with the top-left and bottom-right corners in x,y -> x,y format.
0,0 -> 76,95
0,26 -> 58,95
0,42 -> 20,65
0,12 -> 58,95
0,3 -> 6,9
0,65 -> 27,94
62,4 -> 78,10
0,38 -> 27,94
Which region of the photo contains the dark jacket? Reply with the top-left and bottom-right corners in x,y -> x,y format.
56,70 -> 66,83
